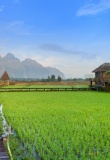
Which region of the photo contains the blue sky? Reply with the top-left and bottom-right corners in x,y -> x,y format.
0,0 -> 110,78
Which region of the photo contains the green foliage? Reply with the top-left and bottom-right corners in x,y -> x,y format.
106,70 -> 110,75
57,76 -> 61,82
1,92 -> 110,159
51,75 -> 55,81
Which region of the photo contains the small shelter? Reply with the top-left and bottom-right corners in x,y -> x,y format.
1,71 -> 10,85
90,63 -> 110,88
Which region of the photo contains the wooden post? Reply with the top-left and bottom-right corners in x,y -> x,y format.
90,80 -> 92,87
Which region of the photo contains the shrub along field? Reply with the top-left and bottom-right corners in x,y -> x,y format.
1,84 -> 89,88
0,91 -> 110,159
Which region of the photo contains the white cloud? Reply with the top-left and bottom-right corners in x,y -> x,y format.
39,43 -> 97,59
77,0 -> 110,16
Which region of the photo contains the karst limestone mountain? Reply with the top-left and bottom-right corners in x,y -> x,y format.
0,53 -> 65,79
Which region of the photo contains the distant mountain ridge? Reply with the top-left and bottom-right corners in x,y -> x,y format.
0,53 -> 65,79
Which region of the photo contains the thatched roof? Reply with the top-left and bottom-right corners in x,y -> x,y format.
92,63 -> 110,72
1,71 -> 10,80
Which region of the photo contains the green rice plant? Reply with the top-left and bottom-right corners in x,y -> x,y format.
0,91 -> 110,159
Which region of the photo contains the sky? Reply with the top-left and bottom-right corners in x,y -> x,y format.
0,0 -> 110,78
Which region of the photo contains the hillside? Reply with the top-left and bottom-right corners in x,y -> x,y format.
0,53 -> 65,79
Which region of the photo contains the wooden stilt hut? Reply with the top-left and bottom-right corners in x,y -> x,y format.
1,71 -> 10,85
90,63 -> 110,90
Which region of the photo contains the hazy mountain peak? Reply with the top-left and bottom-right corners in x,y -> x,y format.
24,58 -> 36,62
3,53 -> 20,62
23,58 -> 43,67
3,53 -> 16,59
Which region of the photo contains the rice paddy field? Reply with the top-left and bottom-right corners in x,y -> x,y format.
0,91 -> 110,159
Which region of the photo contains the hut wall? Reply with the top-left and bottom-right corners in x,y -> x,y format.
2,80 -> 10,86
103,72 -> 110,81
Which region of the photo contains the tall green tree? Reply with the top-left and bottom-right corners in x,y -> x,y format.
57,76 -> 61,82
51,75 -> 55,81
